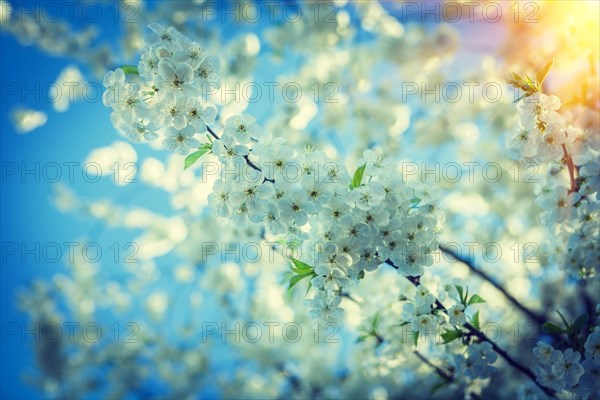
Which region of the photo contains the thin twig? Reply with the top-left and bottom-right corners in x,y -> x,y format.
414,350 -> 453,382
413,350 -> 483,400
439,244 -> 547,325
562,144 -> 579,194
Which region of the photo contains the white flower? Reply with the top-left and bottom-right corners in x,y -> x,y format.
577,201 -> 600,234
185,97 -> 216,130
576,359 -> 600,398
359,149 -> 396,177
146,23 -> 181,47
376,217 -> 403,246
309,291 -> 343,322
537,186 -> 580,223
533,342 -> 554,365
311,264 -> 350,292
212,135 -> 249,167
585,332 -> 600,362
320,198 -> 350,222
355,247 -> 381,272
155,91 -> 187,129
223,114 -> 263,144
255,141 -> 295,181
517,92 -> 561,128
399,216 -> 432,244
411,313 -> 436,335
321,161 -> 350,186
578,161 -> 600,196
173,40 -> 205,69
156,60 -> 196,94
112,85 -> 147,123
535,365 -> 565,392
355,208 -> 389,229
277,189 -> 316,226
138,47 -> 160,79
467,342 -> 498,378
448,303 -> 466,325
315,243 -> 353,272
208,180 -> 232,217
506,122 -> 539,159
347,181 -> 386,211
301,175 -> 333,208
391,241 -> 434,277
249,202 -> 286,235
551,348 -> 584,387
229,180 -> 274,212
230,201 -> 251,224
196,55 -> 221,86
337,214 -> 373,247
414,286 -> 435,314
537,124 -> 566,160
162,126 -> 200,155
102,68 -> 126,106
115,120 -> 157,143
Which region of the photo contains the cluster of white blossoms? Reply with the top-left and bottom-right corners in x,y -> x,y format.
532,331 -> 600,397
104,25 -> 442,322
210,136 -> 441,321
103,24 -> 219,154
506,74 -> 600,397
452,342 -> 498,380
506,91 -> 600,278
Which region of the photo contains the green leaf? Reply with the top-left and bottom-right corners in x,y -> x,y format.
441,328 -> 462,344
413,331 -> 419,347
291,258 -> 314,273
455,285 -> 465,304
542,322 -> 565,335
120,65 -> 139,75
184,147 -> 210,170
472,310 -> 480,330
572,314 -> 589,334
468,294 -> 486,306
372,312 -> 381,331
288,259 -> 316,292
288,272 -> 314,291
357,270 -> 365,280
305,280 -> 313,296
536,58 -> 554,86
351,163 -> 366,188
556,309 -> 570,329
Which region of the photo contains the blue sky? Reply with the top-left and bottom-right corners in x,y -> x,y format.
0,8 -> 125,396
